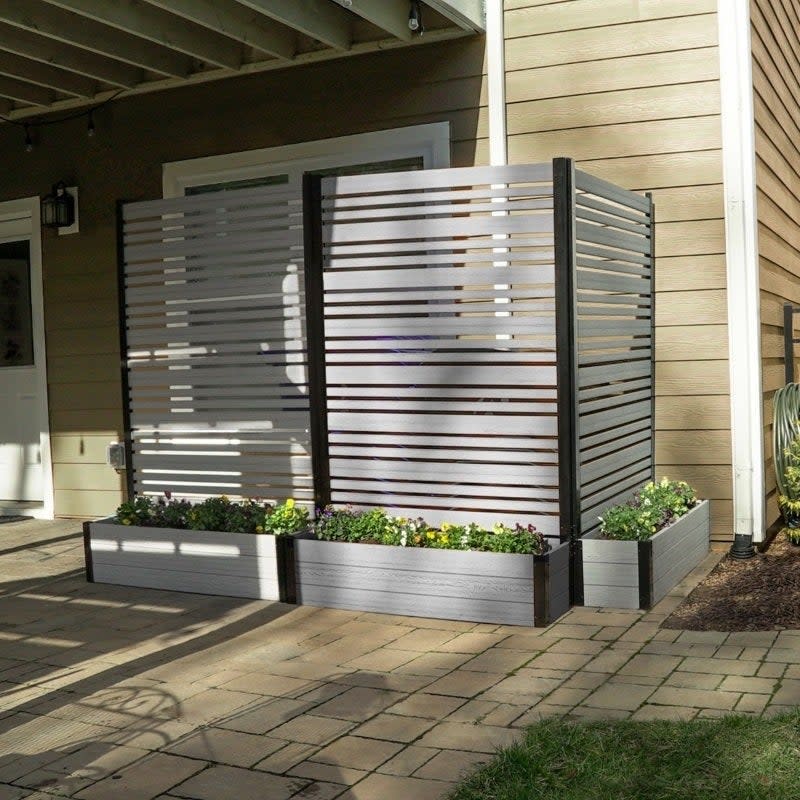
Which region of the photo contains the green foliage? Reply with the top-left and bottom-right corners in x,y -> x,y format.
263,498 -> 309,535
113,493 -> 308,535
599,477 -> 699,541
314,506 -> 551,555
115,494 -> 193,529
778,435 -> 800,525
782,436 -> 800,501
785,527 -> 800,545
449,712 -> 800,800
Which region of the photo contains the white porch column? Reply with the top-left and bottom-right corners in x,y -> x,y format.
717,0 -> 765,554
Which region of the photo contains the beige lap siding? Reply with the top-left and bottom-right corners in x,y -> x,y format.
505,0 -> 731,542
751,0 -> 800,529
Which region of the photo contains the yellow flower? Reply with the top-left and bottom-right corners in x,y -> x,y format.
122,519 -> 131,525
413,534 -> 422,544
286,498 -> 295,509
426,531 -> 435,540
255,525 -> 264,533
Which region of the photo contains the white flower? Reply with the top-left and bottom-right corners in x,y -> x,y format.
400,531 -> 407,547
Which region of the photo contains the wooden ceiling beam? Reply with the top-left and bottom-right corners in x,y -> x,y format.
424,0 -> 486,32
0,22 -> 143,87
43,0 -> 244,70
233,0 -> 352,51
0,51 -> 96,98
143,0 -> 295,61
0,75 -> 54,107
332,0 -> 412,42
0,0 -> 191,78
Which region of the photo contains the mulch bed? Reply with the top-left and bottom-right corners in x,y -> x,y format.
662,533 -> 800,631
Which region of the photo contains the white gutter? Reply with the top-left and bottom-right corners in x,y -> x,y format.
486,0 -> 506,166
717,0 -> 765,551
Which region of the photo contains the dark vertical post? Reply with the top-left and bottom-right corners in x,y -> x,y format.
784,302 -> 795,386
553,157 -> 581,604
303,173 -> 331,512
116,200 -> 135,500
647,193 -> 656,484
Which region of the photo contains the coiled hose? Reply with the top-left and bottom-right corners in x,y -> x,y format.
773,382 -> 800,497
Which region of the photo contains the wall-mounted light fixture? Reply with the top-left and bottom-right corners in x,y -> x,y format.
41,182 -> 76,229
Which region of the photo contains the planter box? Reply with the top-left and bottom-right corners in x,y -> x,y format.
292,533 -> 570,627
579,500 -> 710,610
84,518 -> 296,603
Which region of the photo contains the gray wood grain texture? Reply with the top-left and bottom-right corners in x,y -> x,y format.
581,501 -> 710,609
650,500 -> 710,605
88,520 -> 281,600
294,536 -> 569,626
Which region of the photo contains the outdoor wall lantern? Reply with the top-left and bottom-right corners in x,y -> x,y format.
41,182 -> 76,228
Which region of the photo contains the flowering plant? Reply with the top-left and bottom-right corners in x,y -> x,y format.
113,493 -> 307,535
598,477 -> 700,541
313,505 -> 550,555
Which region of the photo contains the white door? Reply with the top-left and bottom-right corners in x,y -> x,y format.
0,250 -> 43,502
0,194 -> 52,517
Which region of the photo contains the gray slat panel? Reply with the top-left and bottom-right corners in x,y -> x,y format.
122,185 -> 311,501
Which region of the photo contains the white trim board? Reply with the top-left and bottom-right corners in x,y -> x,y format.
0,196 -> 54,520
717,0 -> 765,541
163,123 -> 451,196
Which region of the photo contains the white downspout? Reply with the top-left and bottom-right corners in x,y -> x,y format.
717,0 -> 765,554
486,0 -> 507,167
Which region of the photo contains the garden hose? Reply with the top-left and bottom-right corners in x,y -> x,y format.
772,383 -> 800,497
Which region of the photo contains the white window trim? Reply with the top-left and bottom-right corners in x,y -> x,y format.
0,197 -> 54,520
162,122 -> 451,197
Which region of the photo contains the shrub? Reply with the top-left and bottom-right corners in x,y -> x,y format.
599,477 -> 700,541
113,494 -> 307,535
313,505 -> 551,555
778,436 -> 800,523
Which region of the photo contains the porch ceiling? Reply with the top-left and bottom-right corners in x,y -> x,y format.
0,0 -> 484,121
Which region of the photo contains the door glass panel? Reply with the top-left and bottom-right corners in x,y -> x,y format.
0,241 -> 33,367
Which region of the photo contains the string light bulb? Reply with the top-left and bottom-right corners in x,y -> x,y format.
24,124 -> 33,152
408,0 -> 423,33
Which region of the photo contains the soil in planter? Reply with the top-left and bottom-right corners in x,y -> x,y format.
662,535 -> 800,631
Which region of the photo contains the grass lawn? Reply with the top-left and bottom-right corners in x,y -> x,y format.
448,713 -> 800,800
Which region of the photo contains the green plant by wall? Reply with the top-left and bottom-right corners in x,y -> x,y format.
778,434 -> 800,525
599,477 -> 699,541
114,494 -> 307,535
313,505 -> 551,555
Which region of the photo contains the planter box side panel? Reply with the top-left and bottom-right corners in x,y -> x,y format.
580,538 -> 639,609
294,540 -> 536,626
536,541 -> 570,624
650,500 -> 710,606
88,522 -> 281,600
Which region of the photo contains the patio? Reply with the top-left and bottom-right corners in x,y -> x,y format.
1,520 -> 797,800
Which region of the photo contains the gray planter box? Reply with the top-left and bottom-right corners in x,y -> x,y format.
579,500 -> 710,609
291,533 -> 570,627
84,518 -> 296,602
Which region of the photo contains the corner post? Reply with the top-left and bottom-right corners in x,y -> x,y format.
553,157 -> 581,603
116,200 -> 135,501
784,303 -> 795,386
646,193 -> 656,485
303,173 -> 331,512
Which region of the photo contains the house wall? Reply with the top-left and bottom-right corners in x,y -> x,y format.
0,3 -> 733,541
750,0 -> 799,529
505,0 -> 731,543
0,38 -> 486,518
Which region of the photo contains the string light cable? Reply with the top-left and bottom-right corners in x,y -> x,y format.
0,89 -> 125,149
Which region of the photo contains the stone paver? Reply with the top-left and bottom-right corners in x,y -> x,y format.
0,522 -> 793,800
